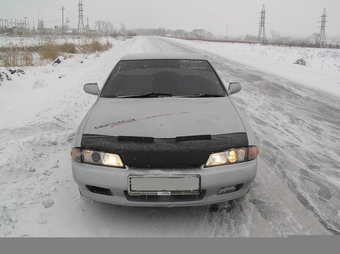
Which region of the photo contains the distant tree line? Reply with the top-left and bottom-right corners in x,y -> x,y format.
92,20 -> 339,47
93,21 -> 215,40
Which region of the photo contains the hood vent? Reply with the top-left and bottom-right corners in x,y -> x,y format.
118,136 -> 154,143
176,135 -> 211,142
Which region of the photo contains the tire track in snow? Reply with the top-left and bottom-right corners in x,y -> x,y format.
202,47 -> 340,234
140,37 -> 332,235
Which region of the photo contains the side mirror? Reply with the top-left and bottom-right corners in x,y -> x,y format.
228,82 -> 241,95
84,83 -> 99,95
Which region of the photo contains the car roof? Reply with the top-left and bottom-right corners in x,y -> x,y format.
120,52 -> 206,61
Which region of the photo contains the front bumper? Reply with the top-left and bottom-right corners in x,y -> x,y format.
72,158 -> 258,207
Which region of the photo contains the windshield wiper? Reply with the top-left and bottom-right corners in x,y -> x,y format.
184,94 -> 224,98
117,92 -> 174,98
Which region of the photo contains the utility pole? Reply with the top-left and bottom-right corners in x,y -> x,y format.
257,4 -> 267,44
61,6 -> 65,34
87,17 -> 89,32
318,8 -> 327,47
78,0 -> 85,33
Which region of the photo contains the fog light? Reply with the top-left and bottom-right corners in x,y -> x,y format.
218,186 -> 237,195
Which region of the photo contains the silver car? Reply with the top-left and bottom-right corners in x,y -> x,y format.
71,53 -> 258,207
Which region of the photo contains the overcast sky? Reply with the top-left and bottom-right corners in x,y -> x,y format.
0,0 -> 339,39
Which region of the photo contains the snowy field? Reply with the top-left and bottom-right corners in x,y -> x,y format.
168,38 -> 340,97
0,36 -> 340,237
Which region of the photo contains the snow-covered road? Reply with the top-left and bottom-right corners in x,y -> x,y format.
1,36 -> 339,236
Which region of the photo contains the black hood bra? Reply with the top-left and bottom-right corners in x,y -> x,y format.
81,133 -> 249,168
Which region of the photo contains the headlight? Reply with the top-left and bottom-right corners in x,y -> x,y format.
71,148 -> 125,168
205,146 -> 258,167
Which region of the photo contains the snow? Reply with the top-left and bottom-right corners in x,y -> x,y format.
0,36 -> 339,237
165,38 -> 340,98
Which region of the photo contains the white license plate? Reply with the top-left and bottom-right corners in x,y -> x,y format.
128,175 -> 200,196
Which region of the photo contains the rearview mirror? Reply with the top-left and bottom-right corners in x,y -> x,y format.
228,82 -> 241,95
84,83 -> 99,95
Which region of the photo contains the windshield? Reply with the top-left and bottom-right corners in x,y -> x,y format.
100,59 -> 226,98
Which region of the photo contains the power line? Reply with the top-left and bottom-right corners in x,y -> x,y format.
318,8 -> 327,46
61,6 -> 65,34
78,0 -> 85,32
257,4 -> 267,43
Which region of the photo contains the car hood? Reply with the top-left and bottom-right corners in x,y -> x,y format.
83,97 -> 245,138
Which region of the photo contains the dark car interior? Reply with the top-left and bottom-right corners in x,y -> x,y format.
100,60 -> 226,98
